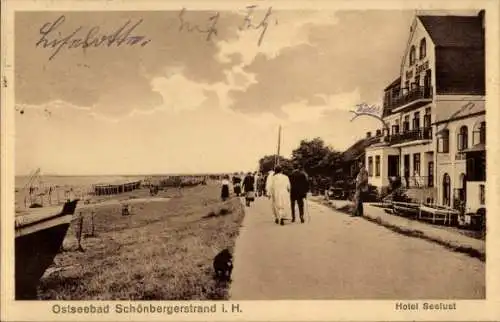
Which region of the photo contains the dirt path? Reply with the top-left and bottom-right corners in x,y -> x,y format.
230,197 -> 485,299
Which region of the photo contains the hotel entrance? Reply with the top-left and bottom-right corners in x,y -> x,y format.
403,154 -> 410,188
388,155 -> 400,177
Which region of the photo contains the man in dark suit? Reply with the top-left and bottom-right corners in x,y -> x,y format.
289,165 -> 309,223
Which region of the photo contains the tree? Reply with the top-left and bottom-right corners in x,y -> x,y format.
318,149 -> 343,179
258,154 -> 293,175
291,138 -> 332,177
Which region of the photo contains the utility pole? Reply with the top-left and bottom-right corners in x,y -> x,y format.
275,125 -> 282,167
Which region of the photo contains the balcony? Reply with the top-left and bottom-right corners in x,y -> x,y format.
388,127 -> 432,145
384,86 -> 433,112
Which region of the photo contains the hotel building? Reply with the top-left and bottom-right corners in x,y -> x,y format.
365,11 -> 485,213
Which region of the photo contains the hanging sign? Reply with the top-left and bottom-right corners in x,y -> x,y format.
349,103 -> 390,134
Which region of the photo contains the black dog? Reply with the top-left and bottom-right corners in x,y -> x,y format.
213,248 -> 233,282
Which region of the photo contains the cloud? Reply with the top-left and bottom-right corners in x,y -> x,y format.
14,10 -> 424,175
150,74 -> 209,113
228,10 -> 414,116
280,89 -> 361,123
15,10 -> 245,117
217,9 -> 339,66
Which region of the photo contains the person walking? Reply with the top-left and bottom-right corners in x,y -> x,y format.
265,169 -> 276,221
232,174 -> 242,197
270,166 -> 291,226
242,172 -> 256,207
352,160 -> 369,217
289,165 -> 309,223
261,172 -> 269,196
253,172 -> 260,198
221,175 -> 230,201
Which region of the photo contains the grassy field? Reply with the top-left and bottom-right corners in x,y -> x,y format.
37,184 -> 245,300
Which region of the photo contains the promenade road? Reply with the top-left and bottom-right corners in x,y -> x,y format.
229,197 -> 485,300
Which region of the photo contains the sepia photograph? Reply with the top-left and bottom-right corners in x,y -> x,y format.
1,0 -> 499,321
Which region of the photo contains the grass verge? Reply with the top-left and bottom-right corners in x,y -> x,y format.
37,184 -> 245,300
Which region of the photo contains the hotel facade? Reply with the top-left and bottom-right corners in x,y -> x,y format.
365,11 -> 485,214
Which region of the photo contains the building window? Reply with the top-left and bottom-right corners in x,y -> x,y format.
457,126 -> 468,151
392,124 -> 400,135
473,121 -> 486,145
424,108 -> 431,128
413,153 -> 421,176
403,115 -> 410,132
412,112 -> 420,130
409,46 -> 416,66
375,156 -> 380,177
466,153 -> 486,181
368,157 -> 373,177
419,38 -> 426,59
480,122 -> 486,144
438,129 -> 449,153
479,184 -> 485,205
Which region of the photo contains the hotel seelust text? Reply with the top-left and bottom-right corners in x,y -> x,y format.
396,302 -> 457,311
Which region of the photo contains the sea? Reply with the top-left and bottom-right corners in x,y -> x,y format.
15,175 -> 146,190
14,175 -> 147,211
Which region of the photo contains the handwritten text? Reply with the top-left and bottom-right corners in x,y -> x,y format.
178,8 -> 220,41
178,6 -> 276,46
36,15 -> 152,61
239,5 -> 275,46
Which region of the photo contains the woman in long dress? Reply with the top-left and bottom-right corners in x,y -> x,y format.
221,175 -> 230,201
270,166 -> 291,225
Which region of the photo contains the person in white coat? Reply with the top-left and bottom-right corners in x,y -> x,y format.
265,170 -> 276,220
269,166 -> 291,226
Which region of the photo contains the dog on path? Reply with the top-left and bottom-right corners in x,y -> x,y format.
213,248 -> 233,282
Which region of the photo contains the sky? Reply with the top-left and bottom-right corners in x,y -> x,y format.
13,8 -> 478,175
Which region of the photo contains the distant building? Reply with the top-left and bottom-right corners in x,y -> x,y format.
365,10 -> 485,211
342,132 -> 381,179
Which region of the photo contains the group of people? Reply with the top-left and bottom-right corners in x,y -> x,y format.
221,160 -> 369,224
265,165 -> 309,225
221,171 -> 265,206
220,164 -> 310,226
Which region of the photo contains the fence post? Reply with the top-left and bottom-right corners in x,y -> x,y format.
76,213 -> 84,252
90,211 -> 95,236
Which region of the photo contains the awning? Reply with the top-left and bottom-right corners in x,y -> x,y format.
462,143 -> 486,153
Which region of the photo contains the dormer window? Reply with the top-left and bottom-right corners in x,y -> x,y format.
419,38 -> 426,59
409,46 -> 416,66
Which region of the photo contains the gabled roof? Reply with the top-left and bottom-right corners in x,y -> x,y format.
342,136 -> 380,162
433,98 -> 485,125
417,14 -> 485,95
418,15 -> 484,48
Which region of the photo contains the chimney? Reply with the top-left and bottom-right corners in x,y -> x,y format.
366,132 -> 372,138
